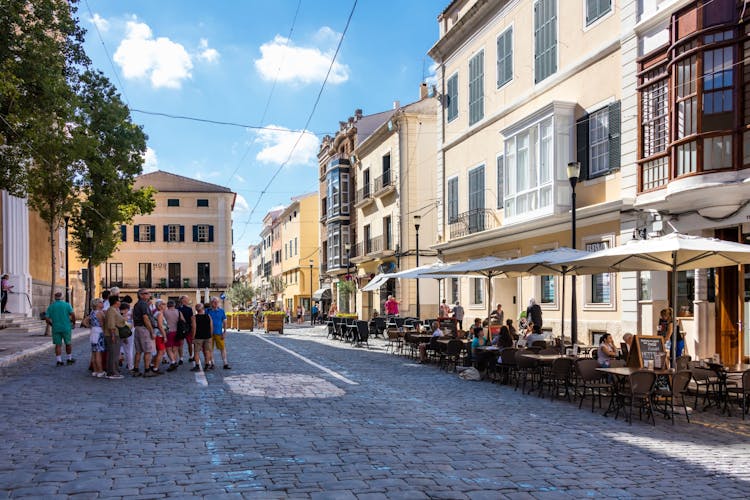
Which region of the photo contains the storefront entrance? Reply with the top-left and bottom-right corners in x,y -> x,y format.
716,228 -> 741,365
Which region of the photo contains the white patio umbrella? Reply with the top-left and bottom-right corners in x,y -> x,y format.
425,256 -> 509,321
496,248 -> 591,348
556,233 -> 750,366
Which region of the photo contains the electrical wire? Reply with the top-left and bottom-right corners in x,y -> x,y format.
83,0 -> 130,106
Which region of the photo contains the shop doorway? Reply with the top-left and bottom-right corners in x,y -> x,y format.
716,227 -> 740,365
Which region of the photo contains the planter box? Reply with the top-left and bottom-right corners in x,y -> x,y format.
227,314 -> 236,329
264,315 -> 284,334
237,314 -> 254,331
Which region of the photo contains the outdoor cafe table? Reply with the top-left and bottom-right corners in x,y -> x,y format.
703,363 -> 750,416
597,367 -> 675,420
520,353 -> 575,396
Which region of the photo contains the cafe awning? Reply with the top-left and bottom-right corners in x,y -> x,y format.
312,287 -> 332,302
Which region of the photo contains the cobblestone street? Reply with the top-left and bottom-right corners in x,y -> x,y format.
0,326 -> 748,499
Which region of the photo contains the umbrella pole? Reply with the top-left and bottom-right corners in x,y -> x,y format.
560,269 -> 566,355
487,276 -> 492,325
671,254 -> 678,369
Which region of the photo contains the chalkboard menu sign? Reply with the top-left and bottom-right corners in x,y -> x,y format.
627,335 -> 665,368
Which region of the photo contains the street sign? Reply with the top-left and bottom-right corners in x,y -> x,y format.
220,293 -> 226,300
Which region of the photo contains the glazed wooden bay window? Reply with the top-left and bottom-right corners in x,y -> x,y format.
637,10 -> 748,193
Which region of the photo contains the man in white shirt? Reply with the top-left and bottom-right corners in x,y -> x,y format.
419,321 -> 444,363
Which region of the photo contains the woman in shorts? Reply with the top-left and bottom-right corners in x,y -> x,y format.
89,298 -> 106,378
151,299 -> 168,374
163,300 -> 185,372
191,303 -> 214,371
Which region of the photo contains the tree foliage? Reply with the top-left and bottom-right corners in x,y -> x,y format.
269,276 -> 286,295
226,282 -> 259,310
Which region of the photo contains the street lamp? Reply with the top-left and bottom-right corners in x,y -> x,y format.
344,243 -> 352,314
567,161 -> 580,346
86,229 -> 94,314
413,214 -> 421,318
309,259 -> 314,326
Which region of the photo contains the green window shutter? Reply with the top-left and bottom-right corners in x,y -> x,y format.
608,100 -> 621,171
150,225 -> 156,243
120,225 -> 127,242
179,225 -> 185,242
577,114 -> 590,180
192,225 -> 198,242
134,225 -> 140,241
208,225 -> 214,242
163,225 -> 169,242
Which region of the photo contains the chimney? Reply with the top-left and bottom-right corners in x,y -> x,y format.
420,82 -> 428,100
393,100 -> 400,110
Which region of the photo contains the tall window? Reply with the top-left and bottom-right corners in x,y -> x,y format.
364,224 -> 372,254
640,63 -> 669,190
450,278 -> 459,304
166,224 -> 181,242
446,73 -> 458,122
589,107 -> 610,176
468,165 -> 485,233
109,263 -> 123,287
197,263 -> 210,287
497,27 -> 513,88
496,155 -> 504,209
138,263 -> 151,288
586,241 -> 611,304
504,117 -> 553,218
576,101 -> 621,180
447,177 -> 459,223
469,50 -> 484,125
534,0 -> 557,83
195,224 -> 212,243
541,275 -> 555,303
585,0 -> 611,26
137,224 -> 153,242
383,215 -> 392,250
471,278 -> 484,305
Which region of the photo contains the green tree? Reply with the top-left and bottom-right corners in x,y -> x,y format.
68,70 -> 155,310
338,279 -> 356,313
226,282 -> 259,310
270,276 -> 286,296
0,0 -> 88,195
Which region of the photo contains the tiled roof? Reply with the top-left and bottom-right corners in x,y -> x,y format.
134,170 -> 233,193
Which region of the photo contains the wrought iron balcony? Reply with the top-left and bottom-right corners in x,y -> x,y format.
354,184 -> 374,206
448,209 -> 497,239
373,171 -> 393,194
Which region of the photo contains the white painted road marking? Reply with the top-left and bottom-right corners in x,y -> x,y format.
194,362 -> 208,386
253,334 -> 358,385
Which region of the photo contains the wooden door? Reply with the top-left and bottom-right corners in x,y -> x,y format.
715,228 -> 740,365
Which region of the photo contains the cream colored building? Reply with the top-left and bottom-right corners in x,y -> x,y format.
429,0 -> 624,342
351,90 -> 440,319
279,192 -> 320,314
105,171 -> 235,304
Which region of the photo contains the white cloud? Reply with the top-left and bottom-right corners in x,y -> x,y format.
233,173 -> 246,183
89,13 -> 110,32
234,194 -> 249,212
254,29 -> 349,85
113,19 -> 193,89
254,125 -> 319,166
142,147 -> 158,173
424,62 -> 438,88
193,170 -> 221,181
197,38 -> 220,63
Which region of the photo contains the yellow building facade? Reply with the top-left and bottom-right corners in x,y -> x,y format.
279,192 -> 320,315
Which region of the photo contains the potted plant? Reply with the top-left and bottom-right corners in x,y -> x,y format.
264,311 -> 285,334
236,311 -> 254,331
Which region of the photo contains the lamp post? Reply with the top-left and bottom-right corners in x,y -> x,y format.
86,229 -> 93,314
344,243 -> 352,314
309,259 -> 314,326
567,162 -> 580,346
413,215 -> 421,318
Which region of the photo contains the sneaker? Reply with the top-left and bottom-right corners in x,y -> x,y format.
223,364 -> 231,370
207,363 -> 215,370
95,372 -> 106,378
190,366 -> 201,372
178,359 -> 183,366
166,363 -> 177,372
56,361 -> 64,367
66,358 -> 76,365
106,374 -> 124,380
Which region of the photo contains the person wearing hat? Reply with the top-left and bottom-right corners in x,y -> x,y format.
45,291 -> 76,366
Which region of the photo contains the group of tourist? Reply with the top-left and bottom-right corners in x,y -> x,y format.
45,287 -> 232,379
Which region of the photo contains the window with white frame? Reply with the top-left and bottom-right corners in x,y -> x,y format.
138,224 -> 152,242
541,275 -> 555,304
469,50 -> 484,125
586,240 -> 612,305
534,0 -> 557,84
497,27 -> 513,88
589,107 -> 610,176
496,155 -> 504,209
504,117 -> 553,219
585,0 -> 611,26
471,277 -> 484,306
167,224 -> 179,242
447,73 -> 458,122
197,224 -> 210,243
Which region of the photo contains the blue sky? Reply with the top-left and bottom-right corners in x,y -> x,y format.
80,0 -> 440,262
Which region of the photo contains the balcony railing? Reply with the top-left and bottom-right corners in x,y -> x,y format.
448,209 -> 497,239
355,184 -> 373,205
373,171 -> 393,193
355,235 -> 391,257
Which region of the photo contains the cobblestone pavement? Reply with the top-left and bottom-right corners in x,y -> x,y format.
0,325 -> 748,499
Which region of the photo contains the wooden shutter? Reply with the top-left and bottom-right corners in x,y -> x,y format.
150,225 -> 156,243
134,225 -> 140,241
208,225 -> 214,242
608,100 -> 621,171
576,114 -> 590,180
179,225 -> 185,242
192,225 -> 198,242
120,225 -> 127,242
163,225 -> 169,242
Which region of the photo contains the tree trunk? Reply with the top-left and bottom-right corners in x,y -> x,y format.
45,222 -> 57,336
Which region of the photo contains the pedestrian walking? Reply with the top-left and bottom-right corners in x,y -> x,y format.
45,291 -> 76,366
88,298 -> 106,377
104,296 -> 125,379
132,289 -> 156,377
1,274 -> 13,313
452,301 -> 465,331
207,297 -> 230,369
191,302 -> 214,371
311,302 -> 319,324
178,295 -> 194,366
296,304 -> 304,324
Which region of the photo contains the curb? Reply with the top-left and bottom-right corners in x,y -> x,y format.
0,329 -> 90,368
